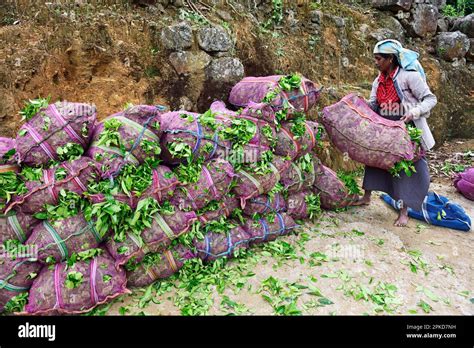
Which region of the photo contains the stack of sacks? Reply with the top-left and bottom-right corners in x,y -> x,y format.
1,74 -> 360,314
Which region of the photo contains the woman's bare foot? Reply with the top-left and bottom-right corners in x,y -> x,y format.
351,190 -> 371,206
352,196 -> 371,206
394,207 -> 409,227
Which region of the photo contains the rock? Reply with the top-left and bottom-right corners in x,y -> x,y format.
370,28 -> 398,42
287,9 -> 299,31
379,15 -> 406,42
466,38 -> 474,62
205,57 -> 244,83
428,0 -> 446,9
171,0 -> 185,7
453,14 -> 474,38
161,21 -> 193,51
146,4 -> 165,13
411,4 -> 438,38
371,0 -> 412,12
168,51 -> 212,75
437,18 -> 448,33
310,10 -> 322,24
213,51 -> 233,58
327,15 -> 346,28
436,31 -> 470,61
198,57 -> 245,110
446,16 -> 456,30
197,26 -> 232,52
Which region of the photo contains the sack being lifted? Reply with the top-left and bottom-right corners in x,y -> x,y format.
321,93 -> 419,171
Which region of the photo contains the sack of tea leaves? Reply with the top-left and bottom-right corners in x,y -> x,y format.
312,157 -> 356,209
87,105 -> 162,178
170,158 -> 235,211
229,75 -> 321,117
8,157 -> 99,214
24,251 -> 129,315
125,244 -> 194,288
0,257 -> 42,313
1,210 -> 40,245
274,120 -> 318,160
233,154 -> 291,206
25,214 -> 103,264
280,154 -> 317,194
242,193 -> 287,216
286,191 -> 321,220
16,102 -> 96,167
454,167 -> 474,201
193,224 -> 251,262
321,93 -> 419,171
106,199 -> 197,267
0,137 -> 16,165
197,196 -> 240,224
242,212 -> 298,245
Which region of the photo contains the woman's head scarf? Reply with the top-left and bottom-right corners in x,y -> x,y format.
373,39 -> 426,81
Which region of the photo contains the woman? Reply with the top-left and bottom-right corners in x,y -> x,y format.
353,39 -> 437,227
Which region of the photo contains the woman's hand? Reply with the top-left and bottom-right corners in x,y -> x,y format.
400,113 -> 414,123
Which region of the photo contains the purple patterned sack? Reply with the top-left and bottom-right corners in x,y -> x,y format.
25,214 -> 103,264
16,102 -> 96,167
280,158 -> 317,194
0,258 -> 42,313
209,101 -> 276,163
8,157 -> 99,214
171,159 -> 235,211
242,212 -> 298,245
275,120 -> 318,160
286,190 -> 321,220
87,105 -> 162,178
242,193 -> 287,216
161,106 -> 275,165
313,157 -> 356,210
197,196 -> 240,224
141,165 -> 180,203
233,156 -> 291,206
0,137 -> 16,165
321,93 -> 418,170
24,251 -> 129,315
454,167 -> 474,201
106,208 -> 197,267
126,245 -> 194,288
194,225 -> 251,262
229,75 -> 321,114
160,110 -> 220,165
239,101 -> 277,124
87,192 -> 138,210
0,210 -> 39,245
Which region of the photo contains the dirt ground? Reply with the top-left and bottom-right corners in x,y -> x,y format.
101,141 -> 473,316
